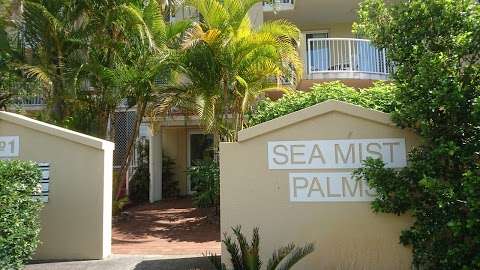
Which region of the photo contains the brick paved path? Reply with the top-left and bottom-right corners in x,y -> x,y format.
112,198 -> 221,256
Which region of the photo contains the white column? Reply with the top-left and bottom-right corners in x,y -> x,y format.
149,126 -> 162,202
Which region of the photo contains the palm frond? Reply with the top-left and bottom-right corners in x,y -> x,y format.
187,0 -> 229,29
266,244 -> 296,270
223,232 -> 244,270
275,243 -> 315,270
24,1 -> 64,33
18,64 -> 52,87
120,3 -> 157,51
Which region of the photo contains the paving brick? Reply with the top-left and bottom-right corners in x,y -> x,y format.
112,198 -> 221,256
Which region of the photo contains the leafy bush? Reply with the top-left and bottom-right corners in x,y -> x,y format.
187,160 -> 220,210
162,154 -> 179,199
210,226 -> 314,270
128,140 -> 149,203
247,81 -> 396,126
0,160 -> 43,270
353,0 -> 480,268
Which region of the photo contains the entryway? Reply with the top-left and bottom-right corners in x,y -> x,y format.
112,197 -> 220,256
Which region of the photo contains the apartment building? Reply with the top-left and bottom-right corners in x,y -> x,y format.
12,1 -> 392,202
148,0 -> 392,202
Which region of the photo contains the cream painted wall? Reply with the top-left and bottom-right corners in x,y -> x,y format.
220,101 -> 419,269
0,112 -> 113,260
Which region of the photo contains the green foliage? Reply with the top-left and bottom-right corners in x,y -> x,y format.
247,81 -> 396,126
153,0 -> 302,142
353,0 -> 480,269
162,154 -> 179,199
187,160 -> 220,209
128,140 -> 150,203
0,160 -> 43,270
212,226 -> 314,270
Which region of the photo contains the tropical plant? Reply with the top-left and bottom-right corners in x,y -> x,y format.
247,81 -> 396,126
152,0 -> 302,143
12,0 -> 86,123
111,0 -> 191,201
353,0 -> 480,269
187,159 -> 220,210
0,160 -> 43,270
162,154 -> 179,199
0,0 -> 41,110
128,139 -> 150,203
210,226 -> 314,270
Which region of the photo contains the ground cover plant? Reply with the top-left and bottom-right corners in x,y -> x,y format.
353,0 -> 480,268
247,81 -> 396,126
0,160 -> 43,270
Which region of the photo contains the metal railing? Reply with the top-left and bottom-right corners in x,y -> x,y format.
263,0 -> 295,11
307,38 -> 392,76
14,96 -> 45,106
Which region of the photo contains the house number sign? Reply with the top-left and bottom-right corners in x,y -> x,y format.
0,136 -> 19,157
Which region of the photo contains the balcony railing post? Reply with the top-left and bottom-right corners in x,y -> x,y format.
305,38 -> 390,76
383,48 -> 387,74
307,38 -> 312,75
348,39 -> 353,71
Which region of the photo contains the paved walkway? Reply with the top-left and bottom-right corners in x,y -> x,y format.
26,255 -> 216,270
112,198 -> 221,256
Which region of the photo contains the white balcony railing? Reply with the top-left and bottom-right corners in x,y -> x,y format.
307,38 -> 392,76
263,0 -> 295,11
15,96 -> 45,107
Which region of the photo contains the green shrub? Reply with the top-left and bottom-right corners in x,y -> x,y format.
162,154 -> 179,199
128,140 -> 149,203
0,160 -> 43,270
353,0 -> 480,268
247,81 -> 396,126
187,160 -> 220,210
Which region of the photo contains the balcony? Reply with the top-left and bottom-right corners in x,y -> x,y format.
263,0 -> 295,12
306,38 -> 392,80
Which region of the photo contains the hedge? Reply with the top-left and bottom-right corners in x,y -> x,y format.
246,81 -> 396,126
0,160 -> 43,270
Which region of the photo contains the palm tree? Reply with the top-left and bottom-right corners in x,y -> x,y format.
211,226 -> 314,270
110,0 -> 191,200
15,0 -> 85,123
152,0 -> 302,142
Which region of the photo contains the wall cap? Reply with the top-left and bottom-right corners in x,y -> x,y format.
238,100 -> 394,142
0,111 -> 114,151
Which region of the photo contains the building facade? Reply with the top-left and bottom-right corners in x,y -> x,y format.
148,0 -> 392,202
13,1 -> 392,202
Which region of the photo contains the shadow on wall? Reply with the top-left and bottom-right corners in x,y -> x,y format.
133,256 -> 216,270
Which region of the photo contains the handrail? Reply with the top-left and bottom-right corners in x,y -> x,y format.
307,38 -> 392,76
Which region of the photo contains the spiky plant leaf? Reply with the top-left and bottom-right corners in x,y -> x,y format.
223,232 -> 244,270
275,242 -> 315,270
266,243 -> 296,270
